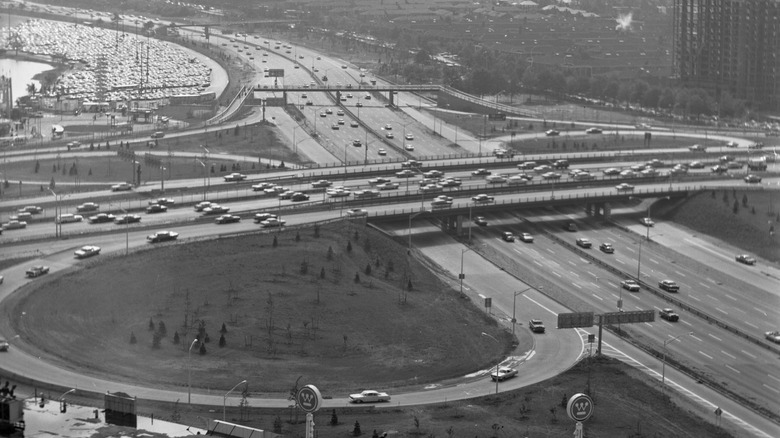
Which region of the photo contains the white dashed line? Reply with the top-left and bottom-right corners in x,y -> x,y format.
699,351 -> 713,360
721,350 -> 736,360
725,364 -> 741,374
592,294 -> 603,301
708,334 -> 722,342
741,350 -> 757,359
698,282 -> 711,289
572,283 -> 582,289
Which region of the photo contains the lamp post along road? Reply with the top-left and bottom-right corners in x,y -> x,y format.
187,339 -> 198,404
512,287 -> 534,336
662,332 -> 694,386
481,332 -> 500,395
223,380 -> 247,421
459,248 -> 474,296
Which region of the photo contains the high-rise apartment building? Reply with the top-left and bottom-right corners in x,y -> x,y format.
673,0 -> 779,111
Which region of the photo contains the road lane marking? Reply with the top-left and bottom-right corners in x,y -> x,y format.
725,364 -> 740,373
533,260 -> 543,267
590,282 -> 600,289
752,307 -> 768,317
698,282 -> 711,289
689,294 -> 701,302
715,307 -> 728,315
762,384 -> 780,394
724,293 -> 737,301
744,321 -> 758,329
545,247 -> 555,254
616,259 -> 625,265
708,334 -> 722,342
572,283 -> 582,289
768,374 -> 780,384
699,351 -> 713,360
649,258 -> 659,264
721,350 -> 736,360
553,271 -> 562,278
568,260 -> 577,267
674,270 -> 686,277
591,294 -> 603,301
569,271 -> 580,277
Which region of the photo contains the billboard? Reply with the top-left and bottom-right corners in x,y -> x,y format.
601,310 -> 655,325
557,312 -> 594,329
267,69 -> 284,78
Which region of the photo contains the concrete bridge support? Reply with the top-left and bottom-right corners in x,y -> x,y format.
592,202 -> 612,219
585,203 -> 594,216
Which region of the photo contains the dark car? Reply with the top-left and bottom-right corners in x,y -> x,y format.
735,254 -> 756,265
215,215 -> 241,224
599,243 -> 615,253
658,280 -> 680,292
291,192 -> 310,202
744,174 -> 762,184
115,214 -> 142,224
88,213 -> 116,224
501,232 -> 515,242
529,319 -> 546,333
474,216 -> 488,226
146,204 -> 168,214
147,231 -> 179,243
659,308 -> 679,322
576,238 -> 592,248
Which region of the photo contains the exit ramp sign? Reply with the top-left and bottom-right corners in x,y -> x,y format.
600,310 -> 655,325
557,312 -> 594,329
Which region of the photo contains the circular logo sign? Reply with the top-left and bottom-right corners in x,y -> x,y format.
296,385 -> 322,413
566,393 -> 594,422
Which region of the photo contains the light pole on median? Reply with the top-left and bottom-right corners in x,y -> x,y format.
512,287 -> 535,336
197,160 -> 207,201
188,338 -> 199,405
48,188 -> 59,237
119,207 -> 130,256
408,209 -> 426,254
223,380 -> 247,421
481,332 -> 500,395
159,166 -> 166,192
662,332 -> 694,386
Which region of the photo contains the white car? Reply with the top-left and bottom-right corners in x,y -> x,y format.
349,390 -> 391,403
57,214 -> 84,224
223,172 -> 247,182
615,183 -> 635,192
346,208 -> 368,217
485,175 -> 507,184
74,245 -> 101,259
311,180 -> 333,188
376,182 -> 400,190
261,218 -> 286,228
3,220 -> 28,230
471,194 -> 494,203
491,367 -> 518,381
252,182 -> 275,191
518,233 -> 534,243
405,133 -> 414,140
326,188 -> 351,197
507,175 -> 528,185
111,182 -> 133,191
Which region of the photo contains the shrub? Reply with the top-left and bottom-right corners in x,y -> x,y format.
173,331 -> 180,344
129,332 -> 137,344
365,263 -> 372,275
199,342 -> 207,355
219,333 -> 226,347
347,241 -> 352,252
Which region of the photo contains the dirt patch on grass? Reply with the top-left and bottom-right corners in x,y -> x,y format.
2,222 -> 514,396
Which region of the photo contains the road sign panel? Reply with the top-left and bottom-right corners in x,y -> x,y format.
601,309 -> 654,325
296,385 -> 322,413
567,393 -> 594,422
267,69 -> 284,78
557,312 -> 594,329
488,113 -> 506,121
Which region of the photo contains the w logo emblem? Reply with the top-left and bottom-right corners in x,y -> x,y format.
300,392 -> 314,405
296,385 -> 322,413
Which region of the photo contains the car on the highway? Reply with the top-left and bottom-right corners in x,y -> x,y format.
349,390 -> 390,403
529,319 -> 546,333
688,161 -> 705,169
149,198 -> 175,206
0,339 -> 8,352
473,216 -> 488,226
440,178 -> 461,187
88,213 -> 116,224
603,167 -> 621,176
405,133 -> 414,140
203,205 -> 230,215
25,265 -> 50,278
659,308 -> 679,322
669,165 -> 688,175
620,169 -> 641,178
726,161 -> 743,169
621,279 -> 640,292
194,201 -> 214,211
404,143 -> 415,151
291,192 -> 310,202
711,164 -> 729,174
215,214 -> 241,224
223,172 -> 247,182
111,182 -> 133,191
689,144 -> 706,152
377,148 -> 387,156
471,194 -> 494,203
12,212 -> 33,222
19,205 -> 43,214
576,238 -> 592,248
735,254 -> 756,265
420,184 -> 443,193
277,190 -> 295,200
385,132 -> 393,138
472,168 -> 491,176
263,185 -> 285,195
430,195 -> 453,208
376,182 -> 399,190
350,120 -> 359,127
76,202 -> 100,212
533,164 -> 552,174
309,179 -> 332,188
491,367 -> 518,381
115,214 -> 142,224
726,141 -> 739,148
56,214 -> 83,224
251,182 -> 274,192
346,208 -> 368,217
74,245 -> 101,259
765,331 -> 780,344
599,243 -> 615,253
147,231 -> 179,243
501,231 -> 514,241
486,175 -> 507,184
640,217 -> 655,227
744,174 -> 762,183
384,123 -> 392,130
507,175 -> 528,185
424,170 -> 444,178
325,108 -> 333,114
260,218 -> 286,228
396,169 -> 416,178
658,280 -> 680,292
541,172 -> 562,180
518,232 -> 534,243
545,129 -> 559,136
326,187 -> 351,197
253,213 -> 277,223
146,204 -> 168,214
331,123 -> 340,130
351,139 -> 362,147
552,159 -> 570,169
401,159 -> 422,168
585,127 -> 603,134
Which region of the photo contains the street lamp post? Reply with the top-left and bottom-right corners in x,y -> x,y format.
197,160 -> 207,201
481,332 -> 500,395
188,338 -> 198,404
459,247 -> 474,296
159,166 -> 166,192
49,189 -> 59,237
408,209 -> 425,253
511,287 -> 534,336
662,332 -> 694,386
223,380 -> 247,421
119,207 -> 130,256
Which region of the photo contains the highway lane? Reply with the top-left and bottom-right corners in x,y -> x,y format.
462,205 -> 780,412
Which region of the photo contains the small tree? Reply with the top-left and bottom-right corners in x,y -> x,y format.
330,409 -> 339,426
219,333 -> 226,347
129,332 -> 137,344
157,321 -> 167,337
733,199 -> 739,214
34,160 -> 40,173
320,267 -> 326,279
407,279 -> 413,291
273,235 -> 278,247
347,241 -> 352,252
273,416 -> 283,433
353,420 -> 361,436
300,260 -> 308,274
221,323 -> 228,334
354,272 -> 360,283
173,331 -> 180,344
327,246 -> 334,260
365,263 -> 372,276
199,342 -> 207,355
295,231 -> 301,242
148,318 -> 155,331
742,194 -> 749,207
314,225 -> 320,237
152,332 -> 161,349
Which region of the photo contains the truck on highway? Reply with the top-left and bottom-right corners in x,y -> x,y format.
747,157 -> 767,171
